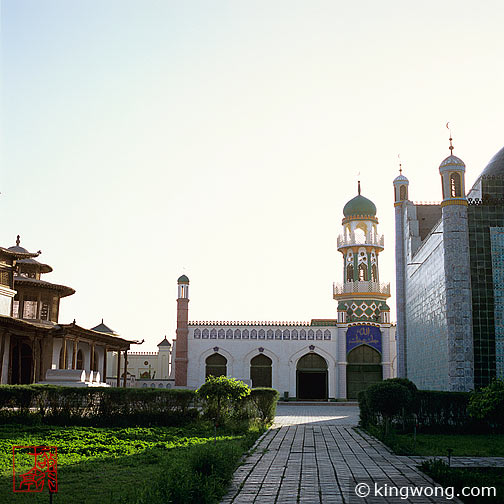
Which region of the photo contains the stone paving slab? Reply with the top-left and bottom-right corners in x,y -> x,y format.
408,456 -> 504,468
221,405 -> 473,504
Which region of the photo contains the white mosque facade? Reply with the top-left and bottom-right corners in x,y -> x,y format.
113,190 -> 397,399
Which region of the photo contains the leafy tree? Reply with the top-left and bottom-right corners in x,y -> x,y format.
468,379 -> 504,432
196,376 -> 250,425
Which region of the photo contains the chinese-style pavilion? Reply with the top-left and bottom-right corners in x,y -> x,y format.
0,236 -> 139,386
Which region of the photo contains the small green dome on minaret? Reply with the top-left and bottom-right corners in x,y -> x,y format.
343,182 -> 377,217
177,274 -> 189,283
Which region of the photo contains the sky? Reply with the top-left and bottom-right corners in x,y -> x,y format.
1,0 -> 503,351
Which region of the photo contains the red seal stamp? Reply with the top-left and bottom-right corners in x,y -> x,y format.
12,446 -> 58,493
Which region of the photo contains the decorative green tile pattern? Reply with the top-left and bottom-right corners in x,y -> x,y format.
468,177 -> 504,388
490,227 -> 504,380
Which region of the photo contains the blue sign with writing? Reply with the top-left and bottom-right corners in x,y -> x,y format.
346,325 -> 382,354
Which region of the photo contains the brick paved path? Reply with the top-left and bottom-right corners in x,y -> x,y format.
222,404 -> 466,503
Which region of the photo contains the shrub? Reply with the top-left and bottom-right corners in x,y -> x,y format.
365,381 -> 412,434
0,385 -> 198,427
468,380 -> 504,432
358,389 -> 374,428
415,390 -> 472,433
385,377 -> 418,396
249,388 -> 279,424
196,376 -> 250,425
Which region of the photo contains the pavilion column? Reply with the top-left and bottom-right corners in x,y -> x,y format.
116,351 -> 121,387
32,337 -> 40,384
123,350 -> 128,388
72,340 -> 78,369
90,343 -> 95,372
0,331 -> 5,384
62,338 -> 67,370
103,347 -> 107,382
7,336 -> 12,384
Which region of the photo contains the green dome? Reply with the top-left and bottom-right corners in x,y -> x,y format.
177,274 -> 189,283
343,194 -> 377,218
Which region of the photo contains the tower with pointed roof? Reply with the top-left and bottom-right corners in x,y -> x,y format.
174,275 -> 189,386
393,167 -> 410,378
331,183 -> 394,398
334,182 -> 391,325
393,136 -> 504,391
8,236 -> 75,323
439,138 -> 474,391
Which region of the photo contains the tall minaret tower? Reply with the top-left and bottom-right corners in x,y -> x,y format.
439,135 -> 474,391
393,163 -> 410,378
174,275 -> 190,386
334,182 -> 391,324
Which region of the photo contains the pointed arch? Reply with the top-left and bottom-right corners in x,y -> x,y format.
347,264 -> 354,282
205,353 -> 227,378
450,172 -> 462,197
250,354 -> 272,388
358,263 -> 368,281
399,185 -> 407,200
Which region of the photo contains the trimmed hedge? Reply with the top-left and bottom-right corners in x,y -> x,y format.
358,379 -> 479,433
249,388 -> 279,424
0,384 -> 280,427
415,390 -> 473,433
0,385 -> 197,426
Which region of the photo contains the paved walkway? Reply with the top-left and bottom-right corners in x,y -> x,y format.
222,404 -> 467,503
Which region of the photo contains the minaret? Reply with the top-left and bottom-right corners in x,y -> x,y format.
334,182 -> 391,323
174,275 -> 189,386
393,162 -> 410,378
439,135 -> 474,391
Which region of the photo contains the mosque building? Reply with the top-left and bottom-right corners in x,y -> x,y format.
394,141 -> 504,391
168,188 -> 396,399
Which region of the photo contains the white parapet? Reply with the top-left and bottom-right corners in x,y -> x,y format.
333,281 -> 390,296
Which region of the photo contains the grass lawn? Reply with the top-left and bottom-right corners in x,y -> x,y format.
421,460 -> 504,503
364,428 -> 504,457
0,423 -> 261,503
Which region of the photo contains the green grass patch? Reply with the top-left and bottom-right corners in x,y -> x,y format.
421,459 -> 504,503
0,422 -> 264,503
363,426 -> 504,456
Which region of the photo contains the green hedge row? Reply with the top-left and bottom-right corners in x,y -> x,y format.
358,380 -> 481,433
0,384 -> 279,427
415,390 -> 473,433
0,385 -> 197,426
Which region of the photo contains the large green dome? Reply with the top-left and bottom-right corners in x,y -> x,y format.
343,194 -> 377,218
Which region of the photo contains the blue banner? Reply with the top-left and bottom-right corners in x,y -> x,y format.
346,325 -> 382,354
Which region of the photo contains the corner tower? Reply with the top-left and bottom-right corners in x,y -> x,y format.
334,183 -> 394,399
439,138 -> 474,391
174,275 -> 189,386
393,168 -> 410,378
334,182 -> 391,323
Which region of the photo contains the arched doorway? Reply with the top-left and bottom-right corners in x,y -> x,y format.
205,353 -> 227,378
346,345 -> 382,399
11,341 -> 33,384
296,353 -> 328,400
250,354 -> 272,388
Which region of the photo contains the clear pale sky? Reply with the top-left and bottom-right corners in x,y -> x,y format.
1,1 -> 503,350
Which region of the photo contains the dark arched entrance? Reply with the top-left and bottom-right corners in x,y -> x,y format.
346,345 -> 382,399
11,341 -> 33,384
296,353 -> 328,400
205,353 -> 227,378
250,354 -> 272,388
